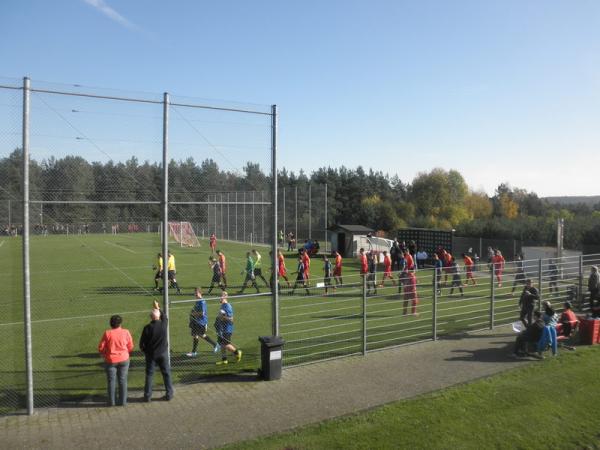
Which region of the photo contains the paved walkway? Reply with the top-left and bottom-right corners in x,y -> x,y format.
1,326 -> 528,449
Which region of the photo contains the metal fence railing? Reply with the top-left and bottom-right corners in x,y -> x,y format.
280,253 -> 600,368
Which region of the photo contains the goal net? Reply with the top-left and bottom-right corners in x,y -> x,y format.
168,221 -> 201,248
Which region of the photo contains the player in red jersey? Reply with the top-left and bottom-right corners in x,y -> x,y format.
462,253 -> 476,286
333,251 -> 343,289
209,233 -> 217,255
491,249 -> 505,287
402,270 -> 419,316
359,248 -> 368,275
277,250 -> 291,288
403,249 -> 415,272
442,250 -> 453,285
380,250 -> 395,287
301,248 -> 311,285
216,249 -> 227,288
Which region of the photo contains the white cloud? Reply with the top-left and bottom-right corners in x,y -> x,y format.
83,0 -> 139,31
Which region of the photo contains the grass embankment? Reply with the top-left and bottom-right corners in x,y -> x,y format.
225,346 -> 600,450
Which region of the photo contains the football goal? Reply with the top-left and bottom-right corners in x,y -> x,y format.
167,221 -> 201,247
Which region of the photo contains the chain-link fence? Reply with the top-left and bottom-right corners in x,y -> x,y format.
279,182 -> 328,252
280,253 -> 600,367
1,77 -> 276,415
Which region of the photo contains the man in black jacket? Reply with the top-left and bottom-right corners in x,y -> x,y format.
140,300 -> 174,402
519,279 -> 539,328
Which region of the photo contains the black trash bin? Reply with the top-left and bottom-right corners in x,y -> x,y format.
258,336 -> 284,381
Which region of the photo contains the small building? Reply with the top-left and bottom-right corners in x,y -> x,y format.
328,224 -> 375,257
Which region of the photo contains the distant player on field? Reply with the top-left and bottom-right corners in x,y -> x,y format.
491,249 -> 505,287
323,255 -> 333,295
207,256 -> 224,294
290,254 -> 310,295
301,248 -> 311,285
366,252 -> 377,295
359,248 -> 368,279
153,253 -> 163,291
209,233 -> 217,255
271,250 -> 291,289
402,270 -> 419,316
239,252 -> 259,294
186,288 -> 219,357
462,253 -> 476,286
380,250 -> 395,287
511,255 -> 526,294
403,249 -> 415,272
448,257 -> 464,297
333,251 -> 343,288
216,250 -> 227,288
252,249 -> 270,287
161,251 -> 181,294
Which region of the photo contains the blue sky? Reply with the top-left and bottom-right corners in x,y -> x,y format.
1,0 -> 599,197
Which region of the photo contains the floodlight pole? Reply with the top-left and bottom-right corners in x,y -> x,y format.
22,76 -> 34,415
271,105 -> 279,335
162,92 -> 170,362
324,183 -> 328,251
308,182 -> 312,240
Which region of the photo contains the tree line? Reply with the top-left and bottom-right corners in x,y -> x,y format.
1,149 -> 599,250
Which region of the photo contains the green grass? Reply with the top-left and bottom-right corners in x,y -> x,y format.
0,233 -> 586,414
224,346 -> 600,450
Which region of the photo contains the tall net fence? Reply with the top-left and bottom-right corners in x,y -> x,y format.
0,77 -> 275,414
279,182 -> 328,252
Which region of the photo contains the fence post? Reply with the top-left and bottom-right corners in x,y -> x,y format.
227,192 -> 230,241
578,255 -> 584,310
294,185 -> 298,242
271,105 -> 279,336
22,76 -> 34,415
537,258 -> 543,309
432,268 -> 438,340
308,183 -> 312,240
161,92 -> 170,365
324,182 -> 328,252
490,267 -> 495,330
362,274 -> 367,355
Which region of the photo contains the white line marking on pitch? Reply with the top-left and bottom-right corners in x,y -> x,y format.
104,241 -> 137,254
0,241 -> 5,249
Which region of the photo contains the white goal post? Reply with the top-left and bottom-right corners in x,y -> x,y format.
167,221 -> 201,248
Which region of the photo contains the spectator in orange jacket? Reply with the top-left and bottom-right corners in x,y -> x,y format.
98,315 -> 134,406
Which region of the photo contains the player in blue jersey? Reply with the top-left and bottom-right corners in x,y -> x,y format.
186,288 -> 219,357
214,292 -> 242,365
